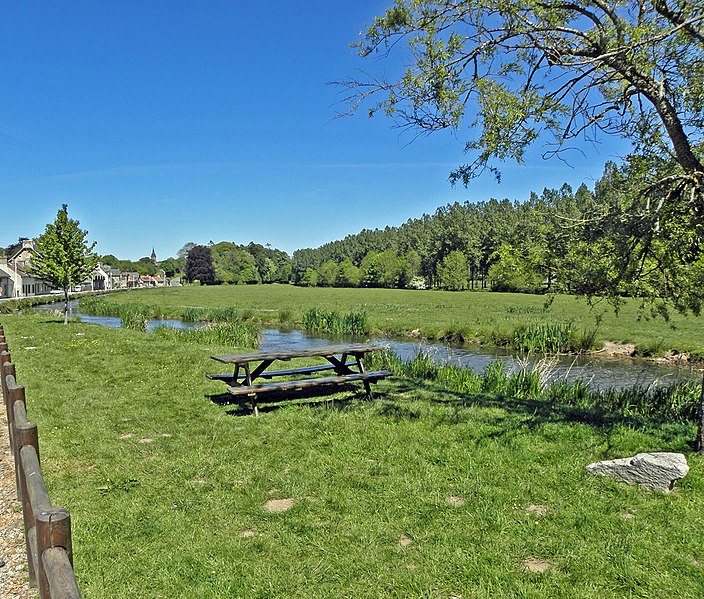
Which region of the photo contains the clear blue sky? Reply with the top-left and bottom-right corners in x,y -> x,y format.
0,1 -> 627,261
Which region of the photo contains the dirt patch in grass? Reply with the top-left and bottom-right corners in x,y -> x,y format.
264,498 -> 294,513
446,496 -> 465,507
118,433 -> 133,440
523,557 -> 553,573
138,438 -> 153,444
239,530 -> 256,538
525,503 -> 548,517
398,534 -> 413,548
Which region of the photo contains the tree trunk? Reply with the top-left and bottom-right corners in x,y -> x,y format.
63,287 -> 69,325
696,368 -> 704,454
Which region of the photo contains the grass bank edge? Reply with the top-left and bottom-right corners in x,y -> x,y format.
81,287 -> 704,360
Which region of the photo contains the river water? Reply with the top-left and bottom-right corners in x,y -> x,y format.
34,301 -> 700,390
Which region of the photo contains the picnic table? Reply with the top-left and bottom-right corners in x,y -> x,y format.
209,343 -> 392,415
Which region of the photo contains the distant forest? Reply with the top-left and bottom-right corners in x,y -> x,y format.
290,160 -> 649,295
2,160 -> 654,295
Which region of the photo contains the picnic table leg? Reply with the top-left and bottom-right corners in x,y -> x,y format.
243,364 -> 259,416
327,354 -> 354,375
356,353 -> 373,398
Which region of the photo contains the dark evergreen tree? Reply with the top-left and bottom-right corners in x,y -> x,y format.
186,245 -> 215,285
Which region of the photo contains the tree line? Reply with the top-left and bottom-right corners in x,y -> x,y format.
291,161 -> 681,295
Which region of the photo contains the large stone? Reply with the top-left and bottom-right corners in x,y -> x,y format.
586,452 -> 689,492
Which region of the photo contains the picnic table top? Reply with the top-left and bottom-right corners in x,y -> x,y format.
211,343 -> 386,365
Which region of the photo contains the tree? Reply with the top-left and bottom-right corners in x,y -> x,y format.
342,1 -> 703,184
337,259 -> 362,287
341,1 -> 704,450
27,204 -> 97,324
186,245 -> 215,285
487,243 -> 543,293
318,260 -> 339,287
437,250 -> 469,290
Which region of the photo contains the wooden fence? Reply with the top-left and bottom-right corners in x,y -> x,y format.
0,324 -> 81,599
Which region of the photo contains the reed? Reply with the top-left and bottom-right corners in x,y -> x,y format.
302,308 -> 369,336
369,348 -> 702,422
120,306 -> 149,332
151,321 -> 260,348
511,322 -> 573,353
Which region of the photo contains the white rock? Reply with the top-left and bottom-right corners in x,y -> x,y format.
586,452 -> 689,492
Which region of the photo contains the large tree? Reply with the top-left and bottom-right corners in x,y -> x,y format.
185,245 -> 215,285
341,0 -> 704,449
341,0 -> 703,185
27,204 -> 97,324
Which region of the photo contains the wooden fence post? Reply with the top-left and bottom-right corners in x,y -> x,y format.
35,507 -> 72,599
8,381 -> 28,500
0,351 -> 10,401
3,361 -> 16,450
15,420 -> 39,587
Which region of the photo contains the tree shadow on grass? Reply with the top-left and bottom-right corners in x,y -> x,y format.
384,378 -> 694,445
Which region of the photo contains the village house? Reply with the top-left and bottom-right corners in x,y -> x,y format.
1,241 -> 167,299
0,239 -> 52,299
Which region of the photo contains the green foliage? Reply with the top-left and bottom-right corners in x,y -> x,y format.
336,259 -> 361,287
488,243 -> 543,293
120,307 -> 149,332
27,204 -> 97,323
186,245 -> 215,285
346,1 -> 704,187
211,242 -> 259,284
317,260 -> 338,287
302,308 -> 369,336
511,323 -> 574,354
152,321 -> 260,348
437,250 -> 469,290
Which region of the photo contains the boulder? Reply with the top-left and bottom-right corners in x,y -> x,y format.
586,452 -> 689,492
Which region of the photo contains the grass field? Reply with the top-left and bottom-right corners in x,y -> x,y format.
2,313 -> 703,597
96,284 -> 704,356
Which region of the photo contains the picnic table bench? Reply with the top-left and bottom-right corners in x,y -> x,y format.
209,343 -> 392,415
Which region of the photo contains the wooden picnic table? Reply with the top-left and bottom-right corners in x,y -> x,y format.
209,343 -> 392,415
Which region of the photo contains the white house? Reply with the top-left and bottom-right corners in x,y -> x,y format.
0,240 -> 52,299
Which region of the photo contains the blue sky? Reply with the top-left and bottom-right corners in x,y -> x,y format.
1,1 -> 627,261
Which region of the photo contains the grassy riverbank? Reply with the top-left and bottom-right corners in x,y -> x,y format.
96,285 -> 704,357
2,313 -> 703,597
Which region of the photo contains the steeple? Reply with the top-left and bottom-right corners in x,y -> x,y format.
150,247 -> 157,264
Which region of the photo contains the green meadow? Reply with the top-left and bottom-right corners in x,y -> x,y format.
2,312 -> 703,597
97,284 -> 704,356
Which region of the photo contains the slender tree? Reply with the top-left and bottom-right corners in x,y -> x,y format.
27,204 -> 97,324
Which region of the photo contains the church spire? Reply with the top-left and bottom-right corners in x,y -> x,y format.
150,247 -> 157,264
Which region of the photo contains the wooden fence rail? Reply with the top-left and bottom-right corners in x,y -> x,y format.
0,324 -> 81,599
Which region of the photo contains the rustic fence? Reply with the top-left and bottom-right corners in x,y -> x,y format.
0,324 -> 81,599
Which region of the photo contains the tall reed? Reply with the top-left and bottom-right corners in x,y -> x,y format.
302,308 -> 369,336
367,348 -> 701,422
151,322 -> 260,348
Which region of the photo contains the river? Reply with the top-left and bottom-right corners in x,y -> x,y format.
33,300 -> 700,390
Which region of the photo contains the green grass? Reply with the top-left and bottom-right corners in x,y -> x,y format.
90,285 -> 704,356
2,313 -> 704,597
